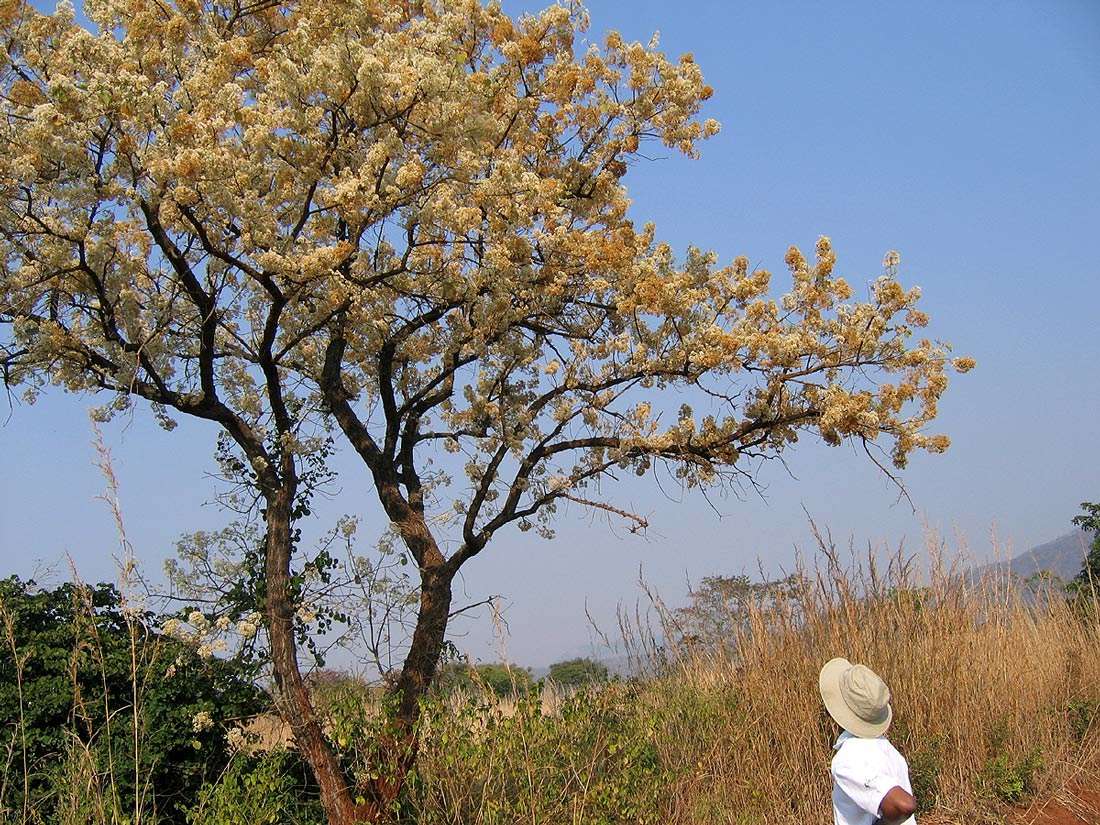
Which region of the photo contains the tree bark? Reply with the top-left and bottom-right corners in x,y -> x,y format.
264,488 -> 374,825
394,563 -> 453,726
358,518 -> 454,811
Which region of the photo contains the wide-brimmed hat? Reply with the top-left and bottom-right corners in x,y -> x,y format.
818,657 -> 892,738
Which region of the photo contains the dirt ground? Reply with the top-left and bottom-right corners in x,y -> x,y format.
1012,784 -> 1100,825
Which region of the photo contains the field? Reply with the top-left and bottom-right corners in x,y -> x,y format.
401,538 -> 1100,825
4,1 -> 1097,824
6,532 -> 1098,825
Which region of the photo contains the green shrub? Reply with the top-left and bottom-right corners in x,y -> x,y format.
891,721 -> 941,815
413,684 -> 670,824
434,661 -> 534,697
186,753 -> 323,825
547,657 -> 610,688
1067,698 -> 1100,742
979,736 -> 1043,804
0,576 -> 267,824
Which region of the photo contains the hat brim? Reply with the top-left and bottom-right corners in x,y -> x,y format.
818,657 -> 892,738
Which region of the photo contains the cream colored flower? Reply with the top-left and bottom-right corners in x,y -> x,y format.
191,711 -> 213,733
226,727 -> 247,752
295,605 -> 317,624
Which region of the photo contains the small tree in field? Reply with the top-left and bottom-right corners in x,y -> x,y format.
673,573 -> 803,649
436,661 -> 534,696
0,0 -> 971,821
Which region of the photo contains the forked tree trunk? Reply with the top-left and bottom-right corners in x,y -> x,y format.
264,486 -> 457,824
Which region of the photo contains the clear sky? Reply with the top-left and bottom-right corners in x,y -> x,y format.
2,0 -> 1098,667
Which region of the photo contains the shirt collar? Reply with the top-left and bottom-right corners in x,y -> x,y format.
833,730 -> 856,750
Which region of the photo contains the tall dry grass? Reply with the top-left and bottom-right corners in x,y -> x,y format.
640,529 -> 1100,824
410,528 -> 1100,825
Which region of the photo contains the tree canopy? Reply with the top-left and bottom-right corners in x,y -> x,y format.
547,656 -> 609,688
0,0 -> 966,527
673,573 -> 803,648
0,1 -> 971,821
1070,502 -> 1100,597
436,660 -> 534,696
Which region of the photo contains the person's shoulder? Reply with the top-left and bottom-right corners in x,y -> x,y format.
832,734 -> 895,771
880,736 -> 911,765
835,733 -> 876,753
831,732 -> 871,770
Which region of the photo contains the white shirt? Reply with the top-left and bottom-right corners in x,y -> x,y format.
830,731 -> 916,825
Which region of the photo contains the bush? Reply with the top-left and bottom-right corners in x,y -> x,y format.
434,661 -> 534,697
413,684 -> 669,824
980,749 -> 1044,804
890,721 -> 941,814
1067,698 -> 1100,742
0,576 -> 267,824
186,752 -> 323,825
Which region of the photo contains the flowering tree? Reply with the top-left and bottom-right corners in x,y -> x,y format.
0,0 -> 971,821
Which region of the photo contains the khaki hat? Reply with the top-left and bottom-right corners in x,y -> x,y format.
818,657 -> 892,738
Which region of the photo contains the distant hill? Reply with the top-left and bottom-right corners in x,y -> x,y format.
973,529 -> 1092,585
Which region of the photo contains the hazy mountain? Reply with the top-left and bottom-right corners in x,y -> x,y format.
974,529 -> 1092,584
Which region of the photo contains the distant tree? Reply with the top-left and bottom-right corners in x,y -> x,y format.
547,657 -> 609,688
1069,502 -> 1100,596
0,1 -> 971,818
673,573 -> 803,648
1023,570 -> 1064,597
476,663 -> 534,697
435,661 -> 533,697
0,577 -> 266,824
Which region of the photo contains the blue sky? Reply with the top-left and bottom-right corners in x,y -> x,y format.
2,0 -> 1098,666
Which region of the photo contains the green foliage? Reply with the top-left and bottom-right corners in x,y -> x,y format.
673,573 -> 803,648
892,724 -> 942,815
309,674 -> 414,811
907,742 -> 942,814
185,753 -> 323,825
1069,501 -> 1100,597
980,750 -> 1043,804
475,663 -> 533,697
307,672 -> 378,752
1066,698 -> 1100,742
547,657 -> 610,688
413,684 -> 670,824
0,576 -> 267,824
979,725 -> 1043,804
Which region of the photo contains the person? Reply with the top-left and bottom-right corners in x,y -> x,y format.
818,657 -> 918,825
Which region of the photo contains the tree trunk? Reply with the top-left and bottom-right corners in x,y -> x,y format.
359,525 -> 455,813
264,489 -> 374,824
395,565 -> 453,725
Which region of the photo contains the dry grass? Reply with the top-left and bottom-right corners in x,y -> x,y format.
409,528 -> 1100,825
648,538 -> 1098,824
